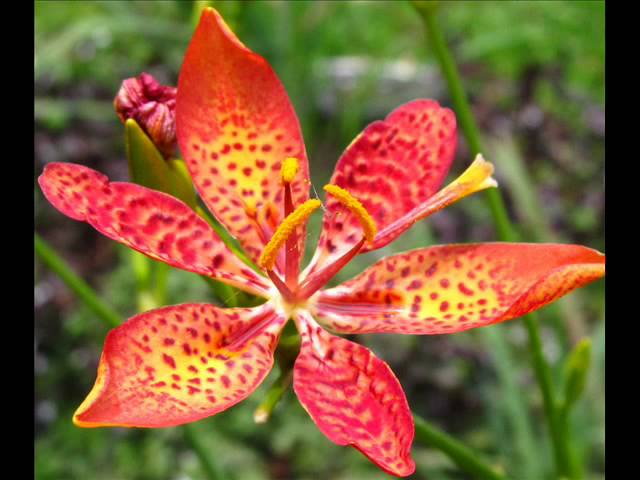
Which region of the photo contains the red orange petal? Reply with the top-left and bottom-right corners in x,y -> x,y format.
293,311 -> 415,477
308,100 -> 456,273
176,8 -> 310,267
312,243 -> 605,334
38,162 -> 270,296
74,303 -> 286,427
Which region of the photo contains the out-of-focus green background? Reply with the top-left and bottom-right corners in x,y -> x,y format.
34,1 -> 604,479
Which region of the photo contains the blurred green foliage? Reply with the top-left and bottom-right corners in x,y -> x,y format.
35,1 -> 604,479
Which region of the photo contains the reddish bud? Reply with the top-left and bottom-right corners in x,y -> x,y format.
114,73 -> 177,158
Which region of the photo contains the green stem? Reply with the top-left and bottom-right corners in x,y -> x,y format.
201,275 -> 240,308
525,317 -> 571,478
414,415 -> 506,480
253,369 -> 293,424
35,233 -> 120,328
153,262 -> 170,306
416,5 -> 515,242
130,250 -> 156,312
413,3 -> 571,478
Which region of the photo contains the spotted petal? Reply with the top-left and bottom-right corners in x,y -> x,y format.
177,7 -> 310,268
38,162 -> 270,296
74,303 -> 286,427
308,100 -> 456,272
312,244 -> 605,334
293,311 -> 415,477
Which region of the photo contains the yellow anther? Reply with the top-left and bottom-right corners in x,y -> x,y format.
258,199 -> 321,270
244,200 -> 257,218
454,154 -> 498,191
323,184 -> 377,243
281,157 -> 300,184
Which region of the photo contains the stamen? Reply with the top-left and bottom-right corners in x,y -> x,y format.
454,154 -> 497,191
281,157 -> 299,184
244,203 -> 276,260
323,184 -> 377,243
373,154 -> 497,249
258,199 -> 321,271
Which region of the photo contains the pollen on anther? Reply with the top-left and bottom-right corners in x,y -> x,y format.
323,184 -> 377,243
258,199 -> 321,270
281,157 -> 299,184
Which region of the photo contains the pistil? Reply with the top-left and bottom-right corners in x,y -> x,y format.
281,157 -> 301,288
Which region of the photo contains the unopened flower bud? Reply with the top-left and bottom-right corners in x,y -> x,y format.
114,72 -> 177,159
563,338 -> 592,409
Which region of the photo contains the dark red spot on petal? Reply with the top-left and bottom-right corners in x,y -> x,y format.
212,254 -> 224,269
458,283 -> 475,296
162,353 -> 176,369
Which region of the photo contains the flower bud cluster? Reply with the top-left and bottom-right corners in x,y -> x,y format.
114,73 -> 177,158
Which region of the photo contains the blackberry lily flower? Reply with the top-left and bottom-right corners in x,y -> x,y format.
38,8 -> 605,477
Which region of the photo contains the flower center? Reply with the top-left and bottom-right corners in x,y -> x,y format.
258,160 -> 378,303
